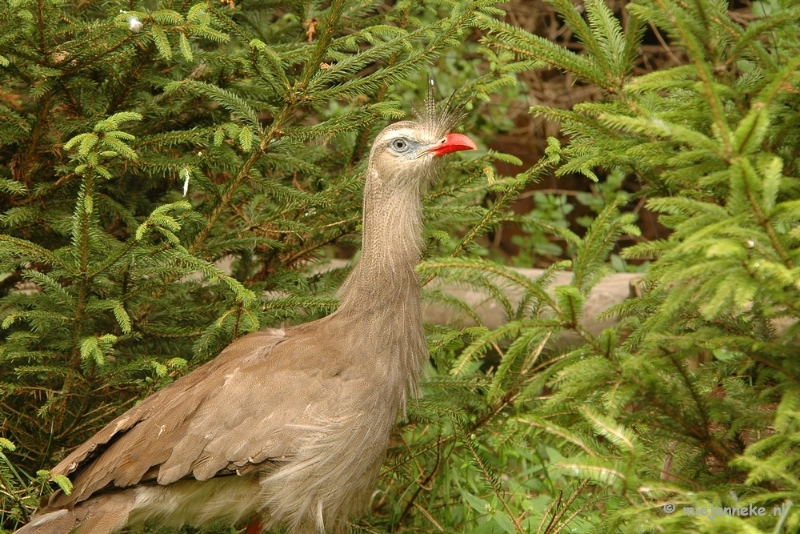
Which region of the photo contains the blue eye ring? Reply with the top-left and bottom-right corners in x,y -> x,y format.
391,138 -> 409,152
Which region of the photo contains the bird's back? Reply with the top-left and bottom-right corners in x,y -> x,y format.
35,310 -> 409,533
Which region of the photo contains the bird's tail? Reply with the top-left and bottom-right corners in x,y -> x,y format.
14,492 -> 135,534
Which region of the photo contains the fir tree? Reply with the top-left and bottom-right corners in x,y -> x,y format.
390,0 -> 800,532
0,0 -> 522,530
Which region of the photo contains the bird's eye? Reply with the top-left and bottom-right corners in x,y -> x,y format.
391,138 -> 409,152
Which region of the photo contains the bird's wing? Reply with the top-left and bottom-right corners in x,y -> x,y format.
48,325 -> 349,509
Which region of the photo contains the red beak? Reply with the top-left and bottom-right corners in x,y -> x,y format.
427,133 -> 478,157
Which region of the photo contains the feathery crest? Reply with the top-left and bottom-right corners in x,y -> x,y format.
413,77 -> 468,138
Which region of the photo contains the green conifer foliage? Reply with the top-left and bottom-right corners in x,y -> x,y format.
380,0 -> 799,532
0,0 -> 532,529
5,0 -> 799,532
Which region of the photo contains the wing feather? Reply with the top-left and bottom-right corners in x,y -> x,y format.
47,328 -> 298,508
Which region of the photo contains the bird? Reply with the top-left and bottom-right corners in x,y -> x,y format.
16,84 -> 477,534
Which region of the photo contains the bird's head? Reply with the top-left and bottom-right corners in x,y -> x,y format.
367,83 -> 477,189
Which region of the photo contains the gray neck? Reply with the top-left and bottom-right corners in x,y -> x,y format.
338,167 -> 424,312
334,166 -> 428,400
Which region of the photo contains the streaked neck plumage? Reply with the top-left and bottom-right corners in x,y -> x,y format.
333,146 -> 430,402
338,164 -> 426,311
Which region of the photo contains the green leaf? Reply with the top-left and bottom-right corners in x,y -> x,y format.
490,511 -> 517,534
52,474 -> 73,495
179,32 -> 193,62
101,136 -> 138,160
239,125 -> 253,152
461,490 -> 490,513
0,235 -> 70,270
0,177 -> 27,195
151,9 -> 183,25
760,155 -> 782,214
479,16 -> 609,89
80,337 -> 104,365
151,24 -> 172,59
732,103 -> 769,156
166,81 -> 261,129
555,285 -> 585,326
94,112 -> 143,132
